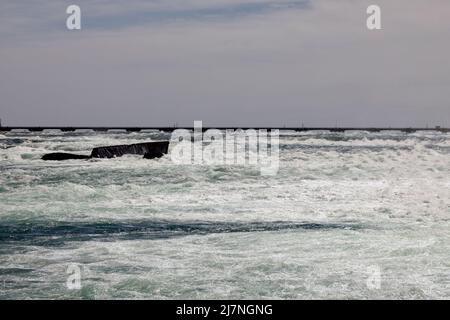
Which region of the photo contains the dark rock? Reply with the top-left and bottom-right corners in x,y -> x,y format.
143,151 -> 165,159
41,141 -> 170,161
41,152 -> 91,161
91,141 -> 169,158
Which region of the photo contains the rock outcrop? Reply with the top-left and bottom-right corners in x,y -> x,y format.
41,152 -> 91,161
90,141 -> 169,158
42,141 -> 170,161
143,150 -> 165,159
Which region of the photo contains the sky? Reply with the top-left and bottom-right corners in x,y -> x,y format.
0,0 -> 449,127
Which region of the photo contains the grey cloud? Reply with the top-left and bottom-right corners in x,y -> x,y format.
0,0 -> 310,41
0,0 -> 449,127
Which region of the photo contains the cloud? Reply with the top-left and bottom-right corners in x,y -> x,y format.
86,0 -> 310,30
0,0 -> 449,126
0,0 -> 310,41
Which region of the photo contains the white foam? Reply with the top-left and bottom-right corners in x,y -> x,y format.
1,131 -> 449,299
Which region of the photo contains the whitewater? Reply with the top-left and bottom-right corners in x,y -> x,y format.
0,130 -> 449,299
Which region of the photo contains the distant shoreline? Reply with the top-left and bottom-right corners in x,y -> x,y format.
1,126 -> 449,133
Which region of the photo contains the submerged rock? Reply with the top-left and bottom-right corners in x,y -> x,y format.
41,152 -> 91,161
91,141 -> 169,158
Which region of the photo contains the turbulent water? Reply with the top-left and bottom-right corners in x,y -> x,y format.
0,129 -> 449,299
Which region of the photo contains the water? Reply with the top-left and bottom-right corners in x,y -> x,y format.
0,130 -> 449,299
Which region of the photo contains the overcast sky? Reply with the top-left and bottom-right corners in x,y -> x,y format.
0,0 -> 449,127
